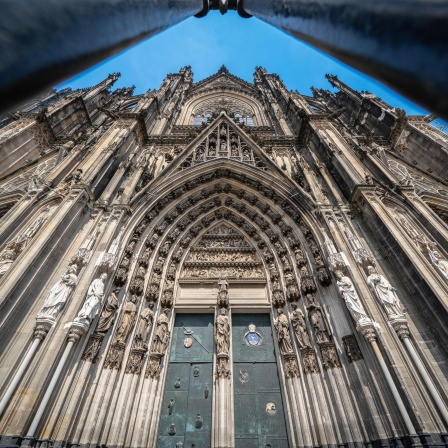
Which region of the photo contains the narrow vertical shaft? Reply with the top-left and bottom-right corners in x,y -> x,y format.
26,340 -> 74,437
402,336 -> 448,425
370,339 -> 416,435
0,338 -> 41,417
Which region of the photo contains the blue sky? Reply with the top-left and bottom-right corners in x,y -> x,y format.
59,12 -> 428,116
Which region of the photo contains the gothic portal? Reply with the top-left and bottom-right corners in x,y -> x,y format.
0,66 -> 447,448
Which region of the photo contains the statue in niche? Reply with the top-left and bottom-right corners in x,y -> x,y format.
242,148 -> 251,161
21,213 -> 48,243
76,273 -> 108,323
196,147 -> 205,161
135,303 -> 154,349
290,303 -> 311,349
153,308 -> 171,354
220,125 -> 227,137
113,295 -> 138,344
37,265 -> 78,320
72,168 -> 83,185
335,270 -> 370,324
96,288 -> 120,334
274,309 -> 294,356
395,209 -> 435,251
367,266 -> 405,318
429,250 -> 448,281
309,307 -> 331,343
215,308 -> 230,355
220,140 -> 227,151
0,249 -> 15,278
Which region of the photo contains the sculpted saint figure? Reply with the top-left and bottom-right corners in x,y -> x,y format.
215,308 -> 230,355
96,288 -> 120,334
430,250 -> 448,281
114,295 -> 138,344
367,266 -> 404,318
274,309 -> 294,356
335,270 -> 370,324
77,273 -> 107,323
290,303 -> 311,348
37,265 -> 78,320
135,303 -> 154,348
0,249 -> 15,278
153,308 -> 171,354
309,307 -> 331,343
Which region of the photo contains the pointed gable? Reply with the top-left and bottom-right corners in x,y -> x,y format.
178,113 -> 271,171
188,66 -> 258,98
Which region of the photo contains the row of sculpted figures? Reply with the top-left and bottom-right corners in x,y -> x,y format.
0,166 -> 447,447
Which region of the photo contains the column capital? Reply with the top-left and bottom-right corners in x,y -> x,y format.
67,320 -> 89,343
390,317 -> 410,339
33,318 -> 54,341
356,320 -> 378,342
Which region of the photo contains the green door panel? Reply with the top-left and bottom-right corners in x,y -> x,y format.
157,314 -> 213,448
232,313 -> 289,448
170,314 -> 214,363
232,314 -> 276,363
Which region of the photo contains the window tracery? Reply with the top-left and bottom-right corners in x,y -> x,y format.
181,122 -> 268,170
192,97 -> 255,126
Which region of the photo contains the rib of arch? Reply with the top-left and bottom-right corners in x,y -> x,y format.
114,142 -> 332,316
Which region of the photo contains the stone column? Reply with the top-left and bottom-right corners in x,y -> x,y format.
213,280 -> 233,448
0,320 -> 51,417
391,317 -> 448,426
332,260 -> 419,441
357,321 -> 419,440
25,321 -> 87,438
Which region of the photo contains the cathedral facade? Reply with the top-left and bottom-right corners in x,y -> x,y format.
0,66 -> 447,448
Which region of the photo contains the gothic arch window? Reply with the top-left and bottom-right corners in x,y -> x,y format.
191,98 -> 256,127
178,93 -> 269,126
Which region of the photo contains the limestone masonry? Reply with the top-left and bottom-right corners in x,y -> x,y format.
0,66 -> 447,448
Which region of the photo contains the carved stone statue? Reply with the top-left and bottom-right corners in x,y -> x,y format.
367,266 -> 405,318
309,307 -> 331,343
290,303 -> 311,348
152,308 -> 171,354
335,270 -> 370,324
77,273 -> 107,323
135,303 -> 154,348
429,250 -> 448,281
215,308 -> 230,355
96,288 -> 120,334
0,249 -> 15,277
37,265 -> 78,320
114,295 -> 138,344
395,210 -> 435,251
274,309 -> 294,356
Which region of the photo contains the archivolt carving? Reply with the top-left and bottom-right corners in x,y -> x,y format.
101,168 -> 340,382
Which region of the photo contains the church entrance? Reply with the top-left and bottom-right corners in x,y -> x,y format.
232,314 -> 289,448
157,314 -> 214,448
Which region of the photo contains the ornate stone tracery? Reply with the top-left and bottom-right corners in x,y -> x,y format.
1,66 -> 447,448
